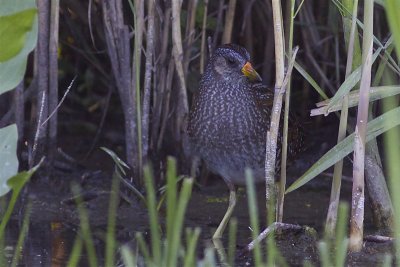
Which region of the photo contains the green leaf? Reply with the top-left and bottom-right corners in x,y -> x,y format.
100,147 -> 129,175
7,161 -> 40,192
0,0 -> 38,95
294,61 -> 329,100
0,124 -> 18,196
0,8 -> 37,62
386,0 -> 400,57
312,86 -> 400,116
323,48 -> 382,114
286,106 -> 400,193
0,161 -> 41,239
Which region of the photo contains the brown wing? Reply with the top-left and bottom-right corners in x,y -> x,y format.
251,83 -> 305,164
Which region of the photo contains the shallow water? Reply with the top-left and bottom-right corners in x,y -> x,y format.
3,161 -> 393,266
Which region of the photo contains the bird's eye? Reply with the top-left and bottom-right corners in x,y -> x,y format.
227,58 -> 235,65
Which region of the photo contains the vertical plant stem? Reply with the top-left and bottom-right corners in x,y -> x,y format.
151,6 -> 171,150
71,184 -> 98,267
105,171 -> 121,267
326,0 -> 358,236
121,245 -> 137,267
349,0 -> 373,252
212,0 -> 225,50
246,170 -> 262,266
143,165 -> 161,265
183,228 -> 201,267
31,0 -> 50,168
384,102 -> 400,266
183,0 -> 198,76
385,1 -> 400,263
10,202 -> 32,267
171,0 -> 189,141
134,0 -> 144,184
227,218 -> 237,267
200,0 -> 209,74
277,0 -> 295,223
48,0 -> 59,164
142,0 -> 155,164
265,0 -> 285,222
14,81 -> 24,143
222,0 -> 237,44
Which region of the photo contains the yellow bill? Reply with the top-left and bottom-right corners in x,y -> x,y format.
241,62 -> 262,82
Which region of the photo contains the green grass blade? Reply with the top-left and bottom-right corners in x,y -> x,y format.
227,218 -> 237,267
245,169 -> 262,266
104,171 -> 120,267
335,203 -> 349,266
324,48 -> 381,114
318,241 -> 331,267
135,232 -> 151,265
286,106 -> 400,193
0,162 -> 41,239
168,178 -> 193,267
71,184 -> 98,267
386,0 -> 400,56
312,85 -> 400,116
143,165 -> 161,265
294,61 -> 329,100
66,236 -> 83,267
121,245 -> 137,267
10,201 -> 31,267
183,228 -> 201,267
166,157 -> 177,262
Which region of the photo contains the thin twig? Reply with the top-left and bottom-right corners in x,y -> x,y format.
246,222 -> 302,251
41,76 -> 76,127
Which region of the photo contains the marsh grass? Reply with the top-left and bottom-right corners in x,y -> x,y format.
1,0 -> 400,266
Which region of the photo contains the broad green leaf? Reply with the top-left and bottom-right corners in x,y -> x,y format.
0,8 -> 37,62
0,0 -> 38,95
286,106 -> 400,193
0,0 -> 37,15
0,124 -> 18,196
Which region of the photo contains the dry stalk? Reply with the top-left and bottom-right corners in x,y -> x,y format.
151,7 -> 171,150
246,222 -> 302,251
200,0 -> 209,74
212,0 -> 224,51
31,0 -> 50,168
349,0 -> 374,252
183,0 -> 198,76
171,0 -> 189,140
142,0 -> 155,163
102,0 -> 139,181
325,0 -> 358,236
265,0 -> 285,220
222,0 -> 237,44
48,0 -> 59,162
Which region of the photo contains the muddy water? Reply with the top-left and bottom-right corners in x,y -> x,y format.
3,158 -> 394,266
1,119 -> 394,267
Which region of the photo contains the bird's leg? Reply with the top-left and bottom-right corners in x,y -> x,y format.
213,179 -> 236,239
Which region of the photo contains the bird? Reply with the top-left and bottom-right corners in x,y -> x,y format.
187,44 -> 303,239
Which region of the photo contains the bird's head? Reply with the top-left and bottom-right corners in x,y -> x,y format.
209,44 -> 262,83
